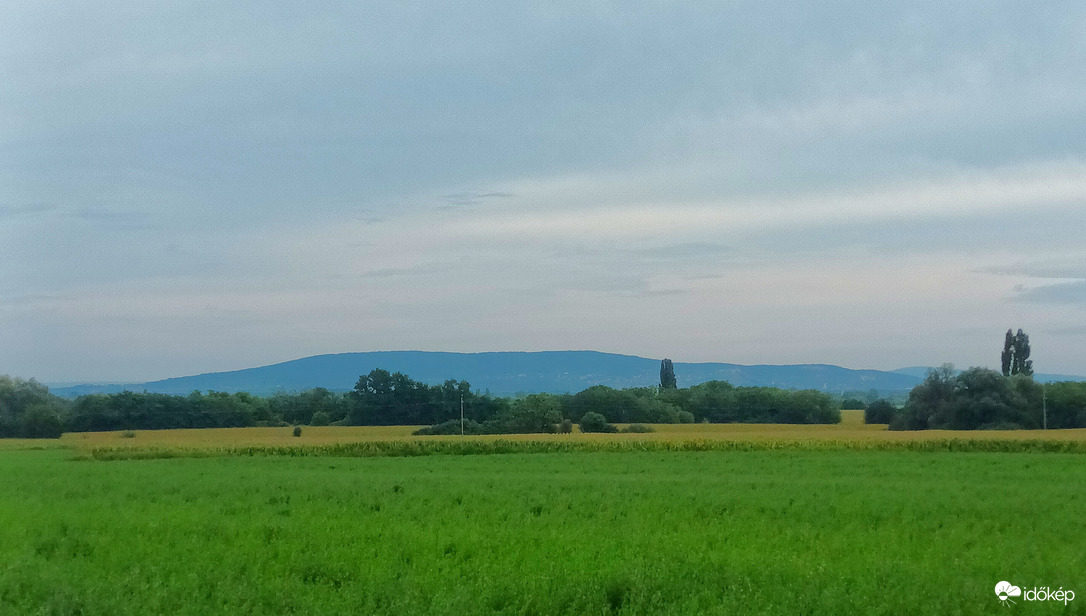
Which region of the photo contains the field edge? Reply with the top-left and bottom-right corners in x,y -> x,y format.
85,436 -> 1086,461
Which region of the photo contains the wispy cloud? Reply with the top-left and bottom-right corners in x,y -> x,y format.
0,293 -> 64,309
0,204 -> 148,225
1014,280 -> 1086,304
439,191 -> 515,207
68,208 -> 148,224
440,162 -> 1086,242
1043,325 -> 1086,336
980,257 -> 1086,280
982,255 -> 1086,305
356,263 -> 457,279
0,204 -> 56,218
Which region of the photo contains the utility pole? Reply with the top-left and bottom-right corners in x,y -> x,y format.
460,394 -> 465,436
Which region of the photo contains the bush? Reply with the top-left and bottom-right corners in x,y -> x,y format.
558,418 -> 573,434
121,431 -> 136,438
579,412 -> 617,433
292,426 -> 302,437
629,398 -> 681,423
676,410 -> 695,424
413,419 -> 486,436
482,394 -> 562,434
310,411 -> 331,426
621,424 -> 654,433
864,400 -> 897,424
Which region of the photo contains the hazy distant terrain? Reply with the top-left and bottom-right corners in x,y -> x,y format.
891,366 -> 1081,384
48,351 -> 937,398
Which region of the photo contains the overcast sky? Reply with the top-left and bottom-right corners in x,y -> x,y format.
3,2 -> 1086,382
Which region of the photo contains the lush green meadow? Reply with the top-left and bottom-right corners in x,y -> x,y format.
1,445 -> 1083,615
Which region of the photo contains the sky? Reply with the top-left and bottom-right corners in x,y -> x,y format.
3,1 -> 1086,382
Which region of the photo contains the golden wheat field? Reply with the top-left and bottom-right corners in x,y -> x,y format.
28,410 -> 1086,456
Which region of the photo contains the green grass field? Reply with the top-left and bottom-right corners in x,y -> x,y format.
1,444 -> 1083,614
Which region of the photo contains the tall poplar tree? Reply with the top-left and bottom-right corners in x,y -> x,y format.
660,359 -> 677,389
1011,329 -> 1034,377
1001,328 -> 1034,377
1001,329 -> 1014,377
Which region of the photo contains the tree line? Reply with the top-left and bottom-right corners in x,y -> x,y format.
873,365 -> 1086,430
0,367 -> 840,438
7,334 -> 1082,437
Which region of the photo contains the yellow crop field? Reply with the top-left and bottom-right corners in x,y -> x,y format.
46,408 -> 1086,459
60,424 -> 423,451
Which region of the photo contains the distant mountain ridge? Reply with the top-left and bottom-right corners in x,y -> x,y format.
49,351 -> 936,398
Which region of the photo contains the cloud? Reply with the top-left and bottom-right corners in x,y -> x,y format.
356,263 -> 456,279
6,2 -> 1086,379
439,191 -> 515,207
68,208 -> 149,224
0,294 -> 63,310
980,257 -> 1086,280
438,162 -> 1086,243
1014,280 -> 1086,304
560,242 -> 732,266
623,242 -> 731,261
984,254 -> 1086,305
0,204 -> 56,219
1043,325 -> 1086,336
0,204 -> 149,226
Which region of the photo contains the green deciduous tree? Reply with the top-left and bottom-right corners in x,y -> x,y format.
840,397 -> 866,410
0,376 -> 68,438
890,365 -> 1047,430
864,399 -> 896,424
1045,382 -> 1086,429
